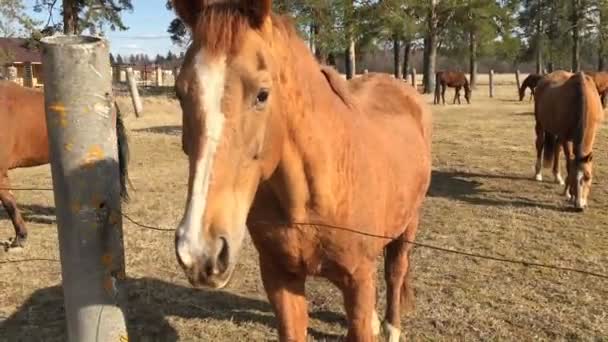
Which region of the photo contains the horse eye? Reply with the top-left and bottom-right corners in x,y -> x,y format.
256,89 -> 269,104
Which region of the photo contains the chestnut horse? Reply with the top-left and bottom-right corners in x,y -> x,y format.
171,1 -> 432,341
0,80 -> 130,248
533,70 -> 604,210
433,71 -> 471,105
586,71 -> 608,108
519,73 -> 542,101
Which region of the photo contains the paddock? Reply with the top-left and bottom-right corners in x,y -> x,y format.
1,75 -> 606,340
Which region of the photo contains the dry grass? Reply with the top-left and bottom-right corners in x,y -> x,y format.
1,78 -> 607,341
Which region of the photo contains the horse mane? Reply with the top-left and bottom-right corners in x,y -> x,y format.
573,72 -> 587,163
192,3 -> 296,57
320,66 -> 356,110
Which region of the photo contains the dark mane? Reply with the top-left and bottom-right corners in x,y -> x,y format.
193,4 -> 296,57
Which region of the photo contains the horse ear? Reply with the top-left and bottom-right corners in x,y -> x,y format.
240,0 -> 271,28
172,0 -> 207,28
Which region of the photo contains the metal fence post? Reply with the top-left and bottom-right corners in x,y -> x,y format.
40,35 -> 129,342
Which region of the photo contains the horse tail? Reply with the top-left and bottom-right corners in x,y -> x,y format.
573,72 -> 587,162
115,101 -> 131,202
542,131 -> 558,168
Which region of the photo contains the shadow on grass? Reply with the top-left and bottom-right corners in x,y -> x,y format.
428,170 -> 563,211
0,204 -> 56,226
511,111 -> 534,116
0,277 -> 346,341
133,125 -> 182,136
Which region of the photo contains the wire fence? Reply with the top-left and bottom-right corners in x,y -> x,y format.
1,186 -> 607,280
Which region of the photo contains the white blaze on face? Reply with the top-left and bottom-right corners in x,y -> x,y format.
176,51 -> 227,268
575,170 -> 587,208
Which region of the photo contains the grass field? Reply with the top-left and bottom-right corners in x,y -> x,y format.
1,75 -> 607,341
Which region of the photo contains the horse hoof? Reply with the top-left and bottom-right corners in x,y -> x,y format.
535,174 -> 543,182
9,236 -> 26,250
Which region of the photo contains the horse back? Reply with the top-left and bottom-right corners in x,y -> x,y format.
347,73 -> 432,147
0,81 -> 48,170
536,72 -> 603,136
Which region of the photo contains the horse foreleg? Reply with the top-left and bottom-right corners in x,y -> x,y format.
260,256 -> 308,342
553,140 -> 564,185
383,214 -> 419,342
562,141 -> 574,201
534,123 -> 544,181
529,88 -> 535,102
0,175 -> 27,248
340,263 -> 377,342
454,87 -> 462,105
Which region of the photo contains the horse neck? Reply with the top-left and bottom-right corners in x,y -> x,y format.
268,25 -> 354,220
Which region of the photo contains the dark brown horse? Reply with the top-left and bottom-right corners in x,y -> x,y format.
519,73 -> 542,101
434,71 -> 471,105
533,70 -> 604,210
0,80 -> 130,248
171,1 -> 432,341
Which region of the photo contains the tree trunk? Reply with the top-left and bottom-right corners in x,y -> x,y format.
423,0 -> 438,94
393,35 -> 402,79
534,1 -> 544,75
469,30 -> 477,89
345,39 -> 356,79
402,41 -> 411,79
63,0 -> 78,35
599,7 -> 605,71
571,0 -> 580,72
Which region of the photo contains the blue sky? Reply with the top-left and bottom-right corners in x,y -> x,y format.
25,0 -> 183,57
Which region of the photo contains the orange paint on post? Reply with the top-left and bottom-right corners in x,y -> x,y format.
49,103 -> 68,127
101,253 -> 113,267
83,145 -> 105,167
103,276 -> 115,295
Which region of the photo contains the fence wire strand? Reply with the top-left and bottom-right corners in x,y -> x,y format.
1,187 -> 607,280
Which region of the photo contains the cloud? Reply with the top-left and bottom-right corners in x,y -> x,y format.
121,43 -> 142,50
111,34 -> 172,40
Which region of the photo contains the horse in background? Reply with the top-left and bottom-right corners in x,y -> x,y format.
533,70 -> 604,211
170,1 -> 432,341
434,71 -> 471,105
586,71 -> 608,108
0,80 -> 130,249
519,73 -> 542,101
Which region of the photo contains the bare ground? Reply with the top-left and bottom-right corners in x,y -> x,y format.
1,78 -> 607,341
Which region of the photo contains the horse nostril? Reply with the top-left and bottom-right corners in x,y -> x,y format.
217,237 -> 230,274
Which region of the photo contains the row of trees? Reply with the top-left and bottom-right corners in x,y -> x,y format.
109,51 -> 183,66
3,1 -> 608,94
255,0 -> 608,92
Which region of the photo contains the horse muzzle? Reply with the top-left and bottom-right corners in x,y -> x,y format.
175,234 -> 235,289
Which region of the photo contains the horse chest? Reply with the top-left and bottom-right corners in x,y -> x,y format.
248,223 -> 325,275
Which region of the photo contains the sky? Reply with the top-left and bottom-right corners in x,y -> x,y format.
25,0 -> 184,57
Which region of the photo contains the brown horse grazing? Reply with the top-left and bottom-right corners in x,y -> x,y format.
434,71 -> 471,105
171,1 -> 432,341
586,71 -> 608,108
533,70 -> 604,210
519,73 -> 542,101
0,80 -> 130,248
